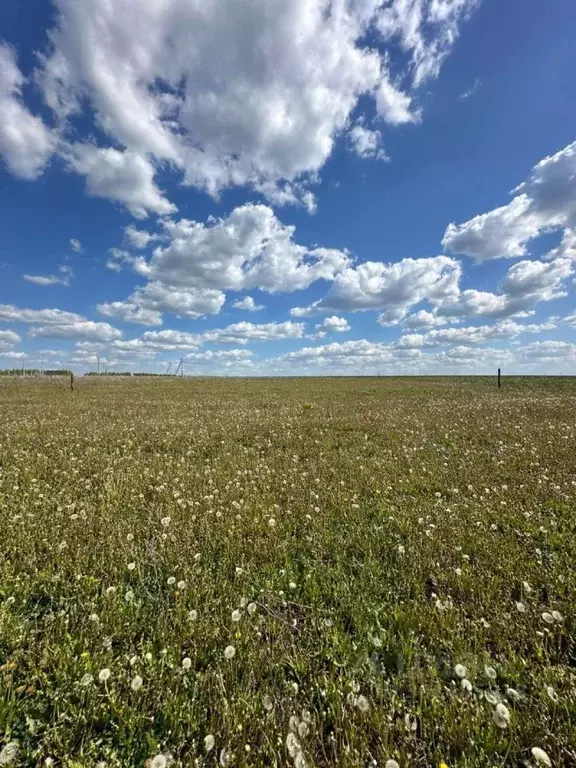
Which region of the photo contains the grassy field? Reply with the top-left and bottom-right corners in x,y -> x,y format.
0,376 -> 575,768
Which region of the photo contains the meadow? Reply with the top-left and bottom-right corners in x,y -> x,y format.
0,376 -> 574,768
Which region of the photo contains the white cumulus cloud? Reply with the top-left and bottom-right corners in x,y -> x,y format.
443,141 -> 576,260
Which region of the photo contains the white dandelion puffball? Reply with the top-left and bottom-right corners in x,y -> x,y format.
167,577 -> 176,586
204,735 -> 215,753
0,741 -> 19,765
485,665 -> 497,680
493,702 -> 510,728
461,678 -> 473,693
177,580 -> 186,590
131,675 -> 143,692
80,672 -> 94,686
182,657 -> 192,670
127,562 -> 136,571
188,609 -> 198,621
105,586 -> 116,595
356,694 -> 369,712
247,602 -> 257,615
551,610 -> 563,623
285,732 -> 301,758
124,590 -> 134,602
546,685 -> 558,703
268,518 -> 276,527
224,645 -> 236,659
231,609 -> 241,622
151,754 -> 168,768
454,663 -> 467,678
515,601 -> 526,613
385,761 -> 400,768
531,747 -> 552,766
263,694 -> 273,711
160,517 -> 171,527
98,668 -> 111,683
541,612 -> 554,624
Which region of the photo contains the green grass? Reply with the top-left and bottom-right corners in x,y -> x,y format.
0,376 -> 574,767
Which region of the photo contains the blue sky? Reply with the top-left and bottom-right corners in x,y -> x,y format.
0,0 -> 575,375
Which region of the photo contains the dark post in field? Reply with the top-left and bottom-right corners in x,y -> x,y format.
498,368 -> 501,389
70,372 -> 74,392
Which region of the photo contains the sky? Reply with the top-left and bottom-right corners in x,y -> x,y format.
0,0 -> 575,376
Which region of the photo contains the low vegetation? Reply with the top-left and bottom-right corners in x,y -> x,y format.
0,376 -> 574,767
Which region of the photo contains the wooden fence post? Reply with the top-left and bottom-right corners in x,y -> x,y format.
70,372 -> 74,392
498,368 -> 501,389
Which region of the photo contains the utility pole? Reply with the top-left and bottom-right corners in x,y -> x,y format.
97,356 -> 100,376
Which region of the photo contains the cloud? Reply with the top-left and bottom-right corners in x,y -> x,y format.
185,349 -> 254,362
0,329 -> 21,353
18,0 -> 478,210
96,301 -> 163,326
315,316 -> 351,333
375,0 -> 479,87
121,321 -> 305,353
402,309 -> 450,329
23,265 -> 73,286
437,257 -> 574,320
395,320 -> 555,348
519,341 -> 576,361
458,77 -> 481,100
283,338 -> 393,363
0,44 -> 55,179
348,123 -> 387,160
0,303 -> 122,342
64,144 -> 177,218
105,204 -> 349,321
69,238 -> 83,252
375,74 -> 421,125
232,296 -> 264,312
28,320 -> 122,342
0,304 -> 82,325
443,141 -> 576,260
124,226 -> 160,249
294,255 -> 461,324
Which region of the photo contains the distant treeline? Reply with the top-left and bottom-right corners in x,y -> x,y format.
85,371 -> 172,377
0,369 -> 72,376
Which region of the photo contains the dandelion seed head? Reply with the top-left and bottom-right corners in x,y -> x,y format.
125,590 -> 134,602
461,678 -> 472,692
151,754 -> 168,768
127,562 -> 136,571
546,685 -> 558,703
493,702 -> 510,729
385,761 -> 400,768
224,645 -> 236,659
98,668 -> 111,683
247,602 -> 257,615
531,747 -> 552,767
0,741 -> 19,766
177,580 -> 186,590
182,657 -> 192,670
356,694 -> 369,712
263,694 -> 274,711
131,675 -> 143,691
160,517 -> 171,527
80,673 -> 94,686
485,665 -> 497,680
188,609 -> 198,621
541,612 -> 554,624
231,609 -> 241,622
204,735 -> 215,753
454,664 -> 467,678
167,577 -> 176,586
